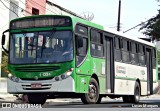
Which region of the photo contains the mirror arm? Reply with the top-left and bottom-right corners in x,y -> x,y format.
2,45 -> 9,53
3,29 -> 10,34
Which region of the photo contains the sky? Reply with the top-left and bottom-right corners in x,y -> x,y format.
52,0 -> 159,38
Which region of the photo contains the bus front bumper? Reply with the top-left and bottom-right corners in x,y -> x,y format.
7,76 -> 75,94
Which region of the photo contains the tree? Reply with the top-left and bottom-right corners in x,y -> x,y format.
139,0 -> 160,41
139,11 -> 160,41
1,51 -> 8,77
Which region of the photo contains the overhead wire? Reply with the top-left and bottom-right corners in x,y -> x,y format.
0,0 -> 19,17
4,0 -> 32,15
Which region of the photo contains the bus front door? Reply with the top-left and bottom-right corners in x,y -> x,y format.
104,35 -> 114,93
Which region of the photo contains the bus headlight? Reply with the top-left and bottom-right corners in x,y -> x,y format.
60,68 -> 73,80
8,73 -> 20,82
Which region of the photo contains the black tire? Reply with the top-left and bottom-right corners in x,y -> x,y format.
122,96 -> 130,103
96,95 -> 103,104
28,93 -> 46,105
130,82 -> 140,103
81,78 -> 99,104
123,82 -> 140,103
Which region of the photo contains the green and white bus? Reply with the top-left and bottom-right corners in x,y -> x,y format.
1,15 -> 159,104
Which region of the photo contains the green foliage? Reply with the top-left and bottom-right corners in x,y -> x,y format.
1,51 -> 8,77
139,11 -> 160,41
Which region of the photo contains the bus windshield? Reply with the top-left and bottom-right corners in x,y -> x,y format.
10,31 -> 73,64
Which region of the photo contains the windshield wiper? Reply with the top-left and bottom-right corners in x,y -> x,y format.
30,38 -> 35,56
40,28 -> 56,58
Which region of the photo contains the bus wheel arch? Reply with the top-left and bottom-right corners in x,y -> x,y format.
81,75 -> 100,104
91,74 -> 99,85
122,79 -> 141,103
91,74 -> 103,104
131,80 -> 141,103
136,79 -> 141,96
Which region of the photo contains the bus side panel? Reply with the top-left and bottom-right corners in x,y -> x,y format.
114,62 -> 148,95
114,62 -> 132,94
99,77 -> 106,94
75,55 -> 91,93
90,58 -> 106,94
153,69 -> 159,94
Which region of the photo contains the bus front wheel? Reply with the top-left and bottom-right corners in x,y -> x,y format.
27,93 -> 46,105
81,78 -> 99,104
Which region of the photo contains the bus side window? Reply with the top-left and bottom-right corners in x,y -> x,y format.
76,36 -> 87,56
130,42 -> 138,65
90,29 -> 104,58
75,35 -> 88,66
75,24 -> 88,67
114,37 -> 122,61
138,44 -> 146,66
122,39 -> 130,63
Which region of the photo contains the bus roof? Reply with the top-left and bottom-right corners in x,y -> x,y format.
70,15 -> 155,47
10,15 -> 155,47
104,27 -> 155,47
70,15 -> 104,30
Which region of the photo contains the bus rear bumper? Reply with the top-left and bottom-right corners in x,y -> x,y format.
7,76 -> 75,94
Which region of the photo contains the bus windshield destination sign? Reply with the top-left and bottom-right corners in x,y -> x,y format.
10,16 -> 72,29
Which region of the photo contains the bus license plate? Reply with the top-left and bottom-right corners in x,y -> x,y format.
31,83 -> 42,88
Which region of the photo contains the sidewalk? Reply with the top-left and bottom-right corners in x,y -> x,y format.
0,93 -> 16,102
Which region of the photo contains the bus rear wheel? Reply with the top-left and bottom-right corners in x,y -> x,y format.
131,82 -> 140,103
81,78 -> 99,104
27,93 -> 46,105
122,82 -> 140,103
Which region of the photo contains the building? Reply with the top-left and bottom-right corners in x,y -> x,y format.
0,0 -> 81,95
0,0 -> 26,93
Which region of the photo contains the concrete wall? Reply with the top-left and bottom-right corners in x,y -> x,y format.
0,0 -> 48,94
0,0 -> 75,94
0,0 -> 25,93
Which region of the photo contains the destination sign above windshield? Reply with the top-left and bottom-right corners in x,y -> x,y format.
10,16 -> 72,29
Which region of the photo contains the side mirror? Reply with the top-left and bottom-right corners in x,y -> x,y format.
1,29 -> 9,53
2,34 -> 6,45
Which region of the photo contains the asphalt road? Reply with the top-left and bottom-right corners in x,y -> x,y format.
43,98 -> 160,108
1,95 -> 160,108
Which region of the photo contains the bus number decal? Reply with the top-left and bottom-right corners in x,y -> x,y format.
39,72 -> 51,77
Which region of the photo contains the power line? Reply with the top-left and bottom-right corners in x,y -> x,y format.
18,0 -> 25,4
123,23 -> 143,33
46,0 -> 85,19
4,0 -> 32,15
123,18 -> 153,33
0,0 -> 19,17
0,22 -> 10,31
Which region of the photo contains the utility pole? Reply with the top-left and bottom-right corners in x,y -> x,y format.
117,0 -> 121,31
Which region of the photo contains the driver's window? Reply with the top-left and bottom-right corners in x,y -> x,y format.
76,36 -> 87,56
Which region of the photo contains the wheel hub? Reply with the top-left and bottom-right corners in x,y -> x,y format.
88,84 -> 97,99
